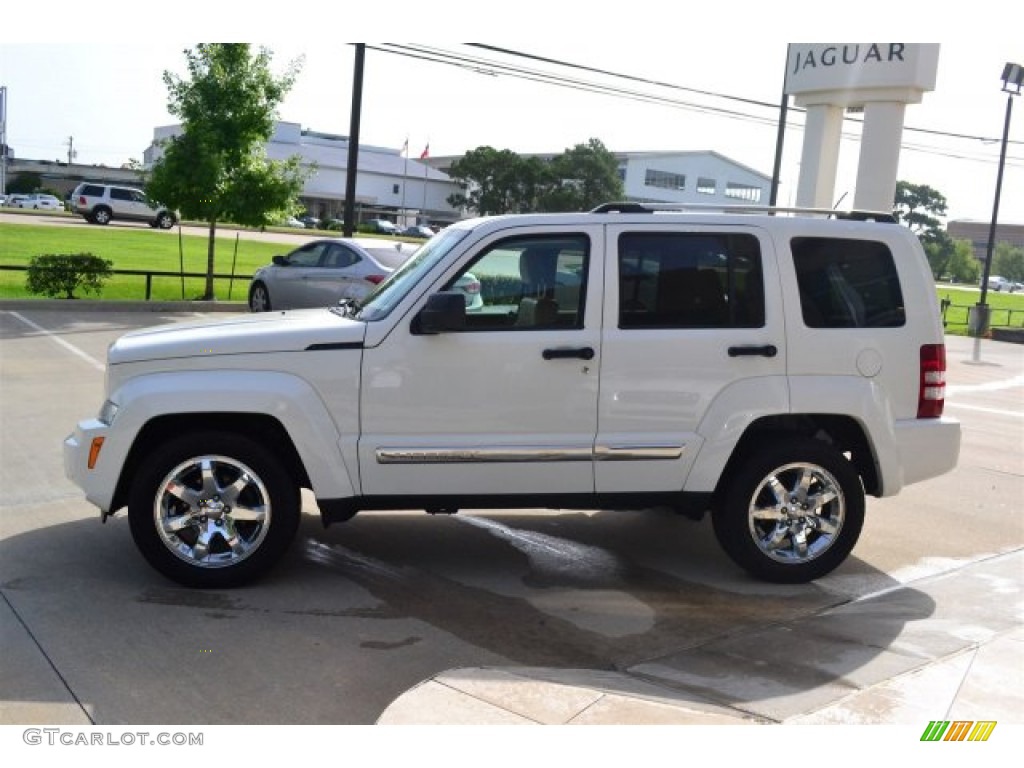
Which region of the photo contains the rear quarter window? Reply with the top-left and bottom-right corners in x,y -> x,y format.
792,237 -> 906,328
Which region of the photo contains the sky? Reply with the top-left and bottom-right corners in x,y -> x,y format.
1,4 -> 1023,225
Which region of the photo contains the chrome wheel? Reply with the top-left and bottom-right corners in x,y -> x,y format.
746,462 -> 844,564
154,454 -> 272,569
93,208 -> 111,224
713,438 -> 864,583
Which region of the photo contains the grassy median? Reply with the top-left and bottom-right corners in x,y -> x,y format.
0,221 -> 291,301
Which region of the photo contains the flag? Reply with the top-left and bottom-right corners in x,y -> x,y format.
420,143 -> 429,160
401,137 -> 408,157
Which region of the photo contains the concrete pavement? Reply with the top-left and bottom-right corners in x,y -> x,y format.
378,549 -> 1023,725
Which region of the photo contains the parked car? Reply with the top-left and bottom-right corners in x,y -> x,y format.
17,193 -> 64,211
986,276 -> 1013,292
299,215 -> 321,229
363,218 -> 399,235
281,216 -> 306,228
5,193 -> 29,207
401,224 -> 435,239
70,182 -> 176,228
248,237 -> 420,311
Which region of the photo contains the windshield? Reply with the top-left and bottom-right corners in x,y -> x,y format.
354,227 -> 472,321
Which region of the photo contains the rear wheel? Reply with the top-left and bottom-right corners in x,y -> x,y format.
92,207 -> 112,225
127,431 -> 300,588
712,438 -> 864,583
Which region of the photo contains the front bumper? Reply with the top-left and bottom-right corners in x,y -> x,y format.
64,418 -> 115,516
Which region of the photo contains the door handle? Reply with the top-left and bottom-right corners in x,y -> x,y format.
543,347 -> 595,361
728,345 -> 778,358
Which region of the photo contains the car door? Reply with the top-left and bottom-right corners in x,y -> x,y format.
269,242 -> 333,308
358,226 -> 604,498
596,223 -> 787,495
298,243 -> 369,306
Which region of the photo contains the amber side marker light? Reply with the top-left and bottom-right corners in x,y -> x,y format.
88,437 -> 105,469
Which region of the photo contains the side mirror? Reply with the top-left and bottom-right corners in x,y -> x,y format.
272,255 -> 288,266
414,292 -> 466,335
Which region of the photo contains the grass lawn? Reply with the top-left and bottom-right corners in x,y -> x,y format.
0,221 -> 291,301
935,285 -> 1024,336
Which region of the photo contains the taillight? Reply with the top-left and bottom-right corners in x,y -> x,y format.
463,280 -> 481,294
365,274 -> 386,285
918,344 -> 946,418
78,196 -> 86,204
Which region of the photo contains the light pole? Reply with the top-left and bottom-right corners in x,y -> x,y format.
973,62 -> 1023,339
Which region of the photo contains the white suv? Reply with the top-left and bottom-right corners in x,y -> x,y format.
64,204 -> 961,588
70,182 -> 177,228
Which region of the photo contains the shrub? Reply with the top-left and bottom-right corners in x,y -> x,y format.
26,253 -> 114,299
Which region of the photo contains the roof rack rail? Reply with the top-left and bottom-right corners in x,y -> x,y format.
589,201 -> 897,224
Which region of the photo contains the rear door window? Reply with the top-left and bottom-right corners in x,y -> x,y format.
617,231 -> 764,329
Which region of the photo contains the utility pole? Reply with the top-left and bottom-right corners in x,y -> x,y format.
0,86 -> 7,197
66,135 -> 76,166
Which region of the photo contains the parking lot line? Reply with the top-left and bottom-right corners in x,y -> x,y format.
5,311 -> 105,372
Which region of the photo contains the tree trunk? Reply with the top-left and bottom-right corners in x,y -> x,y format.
204,219 -> 217,300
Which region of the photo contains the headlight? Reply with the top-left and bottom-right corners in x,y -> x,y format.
98,399 -> 119,425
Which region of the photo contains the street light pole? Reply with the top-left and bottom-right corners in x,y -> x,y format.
973,62 -> 1022,343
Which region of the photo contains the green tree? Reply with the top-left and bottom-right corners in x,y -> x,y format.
993,241 -> 1024,283
447,147 -> 535,215
538,138 -> 624,212
946,239 -> 981,284
893,181 -> 948,246
146,44 -> 308,300
7,171 -> 43,194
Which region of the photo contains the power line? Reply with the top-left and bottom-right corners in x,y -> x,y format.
372,43 -> 1024,162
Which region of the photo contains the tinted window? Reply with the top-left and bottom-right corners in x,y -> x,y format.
81,185 -> 104,196
792,237 -> 905,328
618,232 -> 764,329
110,188 -> 133,201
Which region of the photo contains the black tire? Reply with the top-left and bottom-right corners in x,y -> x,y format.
156,212 -> 174,229
127,431 -> 300,588
93,207 -> 112,225
249,282 -> 271,312
712,438 -> 864,583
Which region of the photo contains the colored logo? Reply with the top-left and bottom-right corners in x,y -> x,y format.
920,721 -> 997,742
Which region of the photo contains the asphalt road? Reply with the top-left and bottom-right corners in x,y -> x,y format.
0,308 -> 1021,726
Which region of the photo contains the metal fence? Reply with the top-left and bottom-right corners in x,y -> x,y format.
0,265 -> 253,301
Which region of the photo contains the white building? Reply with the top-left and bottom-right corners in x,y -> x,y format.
144,121 -> 464,226
614,150 -> 770,206
143,123 -> 773,223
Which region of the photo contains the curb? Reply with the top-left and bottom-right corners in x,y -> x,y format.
0,299 -> 248,313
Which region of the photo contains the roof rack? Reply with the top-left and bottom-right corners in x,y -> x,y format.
589,202 -> 897,224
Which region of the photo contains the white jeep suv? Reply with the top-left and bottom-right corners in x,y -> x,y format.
70,182 -> 177,228
64,204 -> 961,588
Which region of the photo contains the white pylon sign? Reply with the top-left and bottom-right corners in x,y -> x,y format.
786,43 -> 940,212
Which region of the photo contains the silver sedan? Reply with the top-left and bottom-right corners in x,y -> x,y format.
248,238 -> 419,312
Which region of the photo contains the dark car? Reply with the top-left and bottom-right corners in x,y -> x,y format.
401,225 -> 435,239
363,218 -> 398,235
299,215 -> 321,229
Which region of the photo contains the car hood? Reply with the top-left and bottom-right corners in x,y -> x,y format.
108,309 -> 366,364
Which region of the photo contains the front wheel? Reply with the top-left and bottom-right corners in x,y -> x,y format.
249,282 -> 271,312
127,432 -> 300,588
712,438 -> 864,583
156,212 -> 174,229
